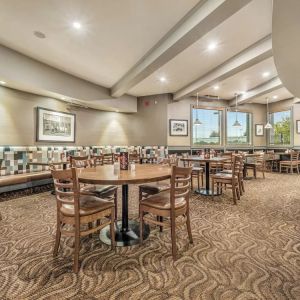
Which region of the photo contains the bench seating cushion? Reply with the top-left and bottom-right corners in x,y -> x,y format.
0,171 -> 52,187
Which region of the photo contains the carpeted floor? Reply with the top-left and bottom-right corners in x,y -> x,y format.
0,173 -> 299,300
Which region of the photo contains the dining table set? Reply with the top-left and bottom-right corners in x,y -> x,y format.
25,152 -> 275,248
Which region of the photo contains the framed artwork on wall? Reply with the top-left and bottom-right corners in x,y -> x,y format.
296,120 -> 300,134
169,119 -> 188,136
36,107 -> 76,142
255,124 -> 264,136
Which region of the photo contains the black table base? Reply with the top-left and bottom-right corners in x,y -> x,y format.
195,189 -> 221,196
100,220 -> 150,247
100,184 -> 150,246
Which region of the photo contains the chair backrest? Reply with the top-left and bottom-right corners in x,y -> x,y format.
92,155 -> 104,166
170,165 -> 192,211
158,157 -> 178,166
291,151 -> 299,161
70,156 -> 93,168
255,153 -> 265,165
51,167 -> 80,217
103,153 -> 114,165
129,153 -> 140,163
232,155 -> 243,177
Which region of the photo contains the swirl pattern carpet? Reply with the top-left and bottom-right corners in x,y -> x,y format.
0,173 -> 299,300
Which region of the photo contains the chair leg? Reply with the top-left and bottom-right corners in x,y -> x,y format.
53,217 -> 61,257
232,184 -> 237,205
88,222 -> 93,238
159,216 -> 163,232
212,179 -> 215,200
201,172 -> 204,187
241,180 -> 245,193
114,189 -> 118,226
139,207 -> 144,245
236,185 -> 240,200
190,176 -> 194,190
186,212 -> 193,244
110,208 -> 115,251
73,222 -> 80,273
197,173 -> 200,190
170,215 -> 177,260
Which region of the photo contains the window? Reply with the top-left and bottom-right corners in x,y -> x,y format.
192,108 -> 222,146
269,110 -> 291,145
226,111 -> 251,145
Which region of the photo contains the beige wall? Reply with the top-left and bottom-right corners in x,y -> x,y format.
0,45 -> 137,113
168,97 -> 267,147
0,86 -> 168,146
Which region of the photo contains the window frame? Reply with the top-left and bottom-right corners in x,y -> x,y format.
190,105 -> 224,148
225,109 -> 253,147
268,108 -> 293,147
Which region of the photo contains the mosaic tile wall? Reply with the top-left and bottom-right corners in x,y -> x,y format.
0,146 -> 168,176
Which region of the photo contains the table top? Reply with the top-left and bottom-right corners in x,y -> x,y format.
28,161 -> 68,166
78,164 -> 171,185
181,156 -> 228,163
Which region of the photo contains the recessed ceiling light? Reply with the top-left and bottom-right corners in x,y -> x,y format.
213,85 -> 219,90
61,97 -> 66,100
240,91 -> 247,95
207,42 -> 217,51
272,95 -> 278,99
262,71 -> 270,78
159,77 -> 166,83
33,31 -> 46,39
72,22 -> 82,29
0,81 -> 6,85
115,109 -> 119,113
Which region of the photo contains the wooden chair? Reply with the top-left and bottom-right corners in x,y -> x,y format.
71,156 -> 118,221
103,153 -> 114,165
139,165 -> 193,259
279,151 -> 300,174
220,154 -> 245,196
92,155 -> 104,166
211,155 -> 242,204
138,158 -> 177,200
51,167 -> 115,273
129,153 -> 140,163
221,152 -> 233,170
243,154 -> 266,179
70,155 -> 93,168
182,159 -> 203,191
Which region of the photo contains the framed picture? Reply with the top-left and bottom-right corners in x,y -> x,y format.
169,119 -> 188,136
255,124 -> 264,136
36,107 -> 76,142
296,120 -> 300,134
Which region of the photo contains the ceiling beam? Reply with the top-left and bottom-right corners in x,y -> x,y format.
111,0 -> 252,98
228,77 -> 283,106
174,34 -> 272,100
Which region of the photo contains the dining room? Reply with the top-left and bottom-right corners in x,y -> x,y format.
0,1 -> 299,299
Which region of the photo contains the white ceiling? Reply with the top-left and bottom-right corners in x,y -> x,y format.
0,0 -> 295,105
0,0 -> 199,88
250,87 -> 293,104
199,57 -> 277,99
128,0 -> 272,96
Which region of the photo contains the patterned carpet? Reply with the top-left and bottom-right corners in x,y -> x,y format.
0,173 -> 299,300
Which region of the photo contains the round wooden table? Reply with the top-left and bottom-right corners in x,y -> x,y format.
181,156 -> 228,196
78,164 -> 171,246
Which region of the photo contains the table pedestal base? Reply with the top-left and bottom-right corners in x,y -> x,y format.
100,220 -> 150,247
195,189 -> 221,196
